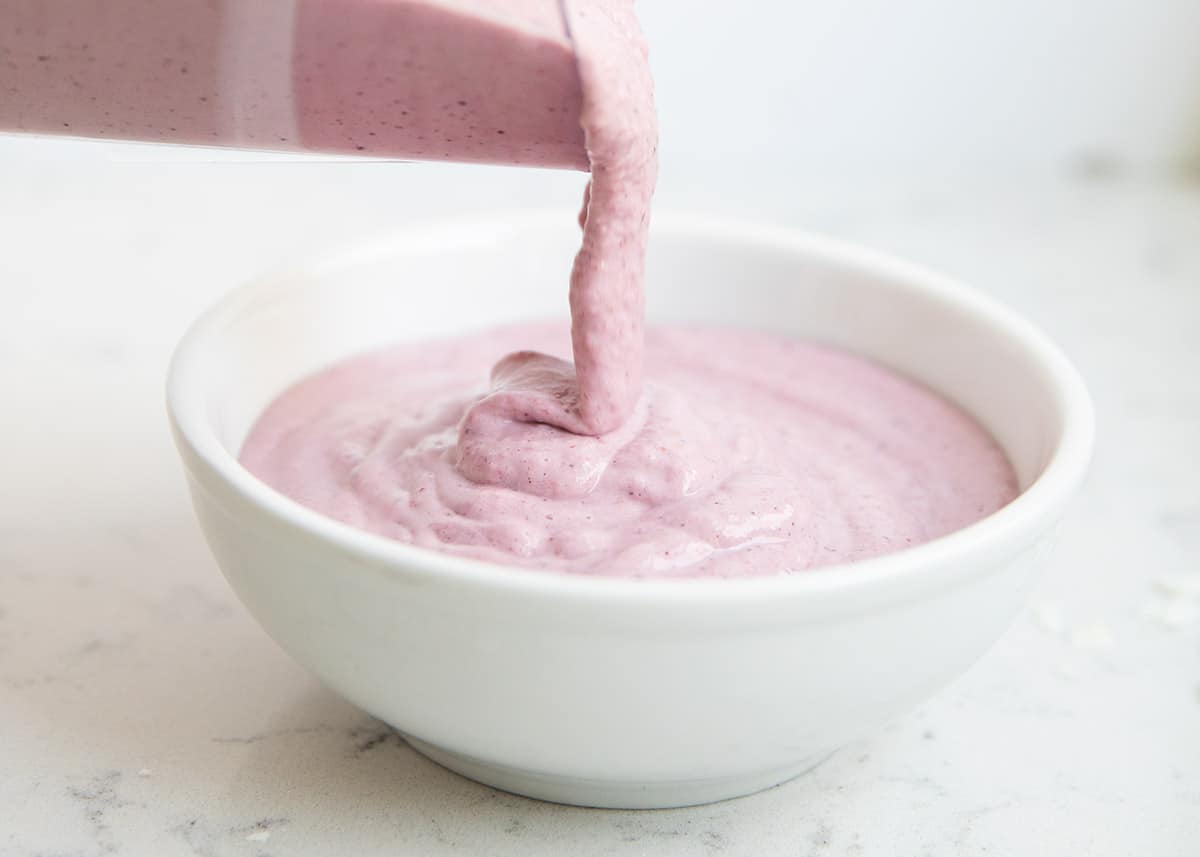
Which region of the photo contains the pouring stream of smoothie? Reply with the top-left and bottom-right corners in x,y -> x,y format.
465,0 -> 657,437
2,0 -> 655,434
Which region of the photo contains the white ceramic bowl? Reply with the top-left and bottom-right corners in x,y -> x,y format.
168,213 -> 1093,809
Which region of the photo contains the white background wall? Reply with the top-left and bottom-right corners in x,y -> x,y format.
642,0 -> 1200,179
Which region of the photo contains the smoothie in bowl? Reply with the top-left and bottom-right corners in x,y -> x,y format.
160,0 -> 1091,808
167,213 -> 1092,807
239,322 -> 1018,578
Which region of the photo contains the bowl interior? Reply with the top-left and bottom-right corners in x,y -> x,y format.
184,214 -> 1073,494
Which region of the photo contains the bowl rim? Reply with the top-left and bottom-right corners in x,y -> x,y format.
167,210 -> 1094,605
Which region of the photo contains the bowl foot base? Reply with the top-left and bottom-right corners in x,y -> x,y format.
403,736 -> 831,809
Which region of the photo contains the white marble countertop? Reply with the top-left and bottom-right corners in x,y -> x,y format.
1,137 -> 1197,855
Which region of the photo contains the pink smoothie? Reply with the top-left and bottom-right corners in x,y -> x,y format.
0,1 -> 587,167
240,324 -> 1018,577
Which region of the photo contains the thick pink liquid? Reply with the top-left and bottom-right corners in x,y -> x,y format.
241,324 -> 1018,577
0,0 -> 586,167
2,0 -> 655,435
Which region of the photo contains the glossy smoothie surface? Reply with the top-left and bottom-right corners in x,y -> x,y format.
240,324 -> 1018,577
